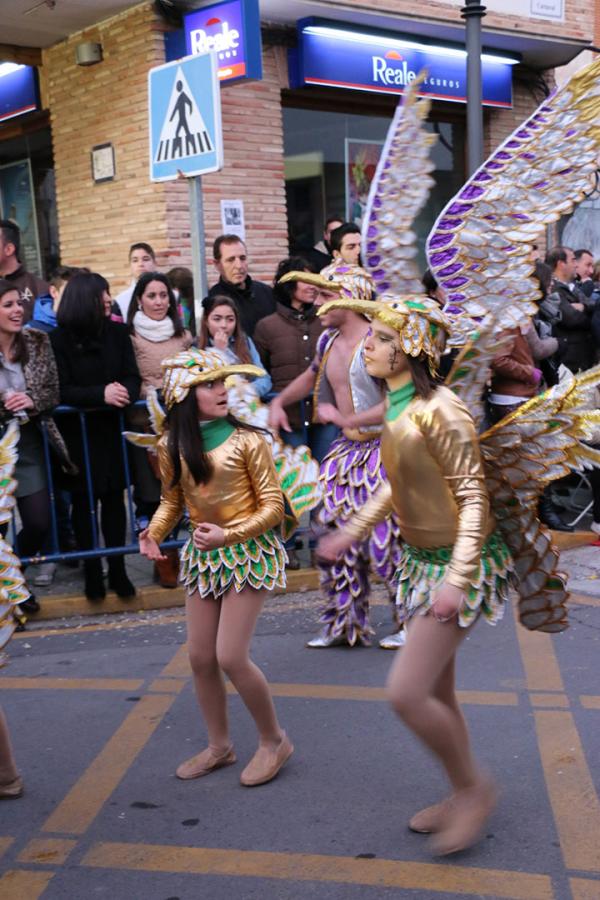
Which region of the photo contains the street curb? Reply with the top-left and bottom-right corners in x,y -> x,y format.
31,569 -> 322,621
28,530 -> 598,622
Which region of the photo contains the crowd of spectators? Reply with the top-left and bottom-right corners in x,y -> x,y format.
2,213 -> 600,611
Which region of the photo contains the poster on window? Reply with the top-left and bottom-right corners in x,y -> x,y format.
0,158 -> 42,276
220,198 -> 245,241
345,139 -> 383,228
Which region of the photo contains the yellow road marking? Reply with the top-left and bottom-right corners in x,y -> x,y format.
530,693 -> 569,708
160,643 -> 190,678
0,870 -> 54,898
148,678 -> 185,694
515,625 -> 564,692
81,841 -> 554,899
0,677 -> 143,691
570,878 -> 600,899
580,696 -> 600,710
534,710 -> 600,872
43,693 -> 175,835
18,837 -> 77,865
0,836 -> 13,857
224,682 -> 519,706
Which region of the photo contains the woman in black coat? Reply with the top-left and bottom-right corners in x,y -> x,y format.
50,272 -> 141,601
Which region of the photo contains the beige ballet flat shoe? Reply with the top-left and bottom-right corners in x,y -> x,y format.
431,777 -> 498,856
408,798 -> 450,834
240,733 -> 294,787
176,745 -> 236,780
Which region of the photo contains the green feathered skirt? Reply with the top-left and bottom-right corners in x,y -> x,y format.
396,531 -> 513,628
180,530 -> 287,599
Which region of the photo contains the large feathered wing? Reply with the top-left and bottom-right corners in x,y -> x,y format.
361,72 -> 436,298
481,365 -> 600,632
0,421 -> 29,649
428,56 -> 600,347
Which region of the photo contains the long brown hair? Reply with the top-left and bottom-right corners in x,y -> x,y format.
199,295 -> 251,364
406,354 -> 440,399
0,279 -> 28,365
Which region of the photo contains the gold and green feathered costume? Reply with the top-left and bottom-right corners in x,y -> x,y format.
321,60 -> 600,633
143,348 -> 288,598
148,426 -> 287,598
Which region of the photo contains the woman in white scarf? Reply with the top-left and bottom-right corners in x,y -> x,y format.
127,272 -> 192,586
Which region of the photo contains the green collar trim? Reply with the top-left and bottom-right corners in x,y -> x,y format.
199,418 -> 235,451
386,381 -> 416,422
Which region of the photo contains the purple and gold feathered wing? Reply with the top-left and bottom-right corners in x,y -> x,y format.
426,58 -> 600,632
0,421 -> 29,649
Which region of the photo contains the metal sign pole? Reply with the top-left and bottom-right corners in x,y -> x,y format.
461,1 -> 487,176
188,174 -> 208,333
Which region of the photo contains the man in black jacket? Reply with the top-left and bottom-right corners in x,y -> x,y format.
206,234 -> 275,337
0,219 -> 48,323
546,245 -> 594,373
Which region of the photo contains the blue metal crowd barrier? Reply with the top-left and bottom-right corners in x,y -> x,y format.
13,396 -> 314,568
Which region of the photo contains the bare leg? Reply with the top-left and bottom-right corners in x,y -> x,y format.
0,707 -> 19,785
387,614 -> 477,791
388,614 -> 496,852
216,586 -> 282,747
185,591 -> 229,751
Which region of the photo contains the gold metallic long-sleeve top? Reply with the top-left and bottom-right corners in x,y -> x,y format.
345,386 -> 494,591
148,429 -> 285,546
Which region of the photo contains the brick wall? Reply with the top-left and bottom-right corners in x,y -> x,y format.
43,2 -> 289,293
43,3 -> 169,293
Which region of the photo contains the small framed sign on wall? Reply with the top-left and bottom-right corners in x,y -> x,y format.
91,143 -> 115,183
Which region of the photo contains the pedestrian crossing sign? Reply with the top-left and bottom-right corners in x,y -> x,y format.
148,51 -> 223,182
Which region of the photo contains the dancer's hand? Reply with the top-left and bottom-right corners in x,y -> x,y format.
315,529 -> 353,563
193,522 -> 225,551
430,583 -> 464,623
139,528 -> 166,561
316,403 -> 343,427
268,401 -> 291,434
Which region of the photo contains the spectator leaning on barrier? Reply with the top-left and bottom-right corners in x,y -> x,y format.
546,246 -> 595,373
0,278 -> 74,615
206,235 -> 275,338
50,272 -> 141,604
126,271 -> 193,588
198,294 -> 271,399
115,242 -> 156,321
0,220 -> 48,323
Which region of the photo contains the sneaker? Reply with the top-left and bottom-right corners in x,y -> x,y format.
590,521 -> 600,536
379,629 -> 407,650
32,563 -> 57,587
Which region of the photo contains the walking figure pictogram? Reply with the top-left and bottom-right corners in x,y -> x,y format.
170,81 -> 195,158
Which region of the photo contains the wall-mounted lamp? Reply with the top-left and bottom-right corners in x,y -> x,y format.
75,42 -> 103,66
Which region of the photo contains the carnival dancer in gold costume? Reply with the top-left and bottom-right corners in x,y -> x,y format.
139,348 -> 294,787
318,60 -> 600,855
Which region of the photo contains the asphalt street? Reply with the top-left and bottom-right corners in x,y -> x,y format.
1,559 -> 600,900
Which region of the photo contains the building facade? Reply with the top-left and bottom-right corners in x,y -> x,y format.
0,0 -> 594,291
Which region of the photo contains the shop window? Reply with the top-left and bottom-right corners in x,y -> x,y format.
283,103 -> 465,272
0,127 -> 58,278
